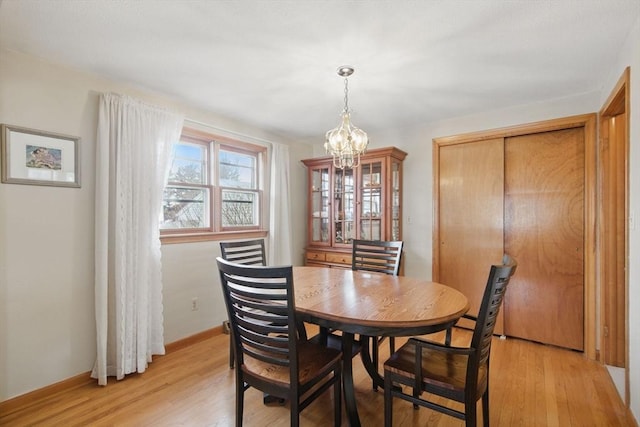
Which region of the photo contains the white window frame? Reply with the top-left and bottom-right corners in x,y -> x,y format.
160,127 -> 267,244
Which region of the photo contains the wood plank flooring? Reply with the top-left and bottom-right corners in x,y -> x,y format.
0,327 -> 634,426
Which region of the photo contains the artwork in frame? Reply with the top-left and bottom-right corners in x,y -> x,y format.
1,124 -> 80,188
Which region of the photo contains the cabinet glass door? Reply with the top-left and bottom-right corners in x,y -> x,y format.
333,167 -> 354,245
310,166 -> 330,244
359,160 -> 383,240
391,159 -> 401,240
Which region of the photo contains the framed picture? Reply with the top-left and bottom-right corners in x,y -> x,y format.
1,124 -> 80,188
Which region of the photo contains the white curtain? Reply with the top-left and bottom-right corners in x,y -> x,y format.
92,93 -> 184,385
268,143 -> 293,265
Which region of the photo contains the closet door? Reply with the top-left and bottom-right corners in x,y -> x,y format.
436,138 -> 505,333
504,128 -> 585,351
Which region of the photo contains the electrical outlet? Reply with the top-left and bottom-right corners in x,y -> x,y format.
191,297 -> 199,311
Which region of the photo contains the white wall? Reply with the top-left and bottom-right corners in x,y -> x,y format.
0,48 -> 312,401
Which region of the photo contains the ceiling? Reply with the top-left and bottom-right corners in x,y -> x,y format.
1,0 -> 639,141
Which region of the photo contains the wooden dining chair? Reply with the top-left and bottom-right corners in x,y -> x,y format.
352,239 -> 403,276
220,239 -> 283,404
220,239 -> 267,267
220,239 -> 267,369
383,255 -> 517,427
352,239 -> 403,390
216,257 -> 343,427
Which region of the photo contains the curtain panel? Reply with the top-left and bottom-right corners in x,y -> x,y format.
92,93 -> 184,385
268,143 -> 293,265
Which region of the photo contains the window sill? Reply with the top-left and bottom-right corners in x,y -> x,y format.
160,229 -> 268,245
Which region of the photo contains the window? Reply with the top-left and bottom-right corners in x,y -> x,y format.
160,128 -> 266,243
219,149 -> 259,227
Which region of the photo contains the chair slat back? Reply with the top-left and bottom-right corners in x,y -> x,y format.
220,239 -> 267,266
469,255 -> 517,374
352,239 -> 403,276
216,257 -> 298,371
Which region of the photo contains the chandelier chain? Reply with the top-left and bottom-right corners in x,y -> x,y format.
343,77 -> 349,113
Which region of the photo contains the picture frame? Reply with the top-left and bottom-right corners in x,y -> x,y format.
1,124 -> 80,188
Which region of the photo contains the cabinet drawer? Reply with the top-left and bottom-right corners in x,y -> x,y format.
326,253 -> 352,265
306,251 -> 326,262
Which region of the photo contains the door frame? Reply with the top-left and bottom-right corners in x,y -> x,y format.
433,113 -> 597,359
598,67 -> 630,405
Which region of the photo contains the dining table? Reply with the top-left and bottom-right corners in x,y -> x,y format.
292,266 -> 469,427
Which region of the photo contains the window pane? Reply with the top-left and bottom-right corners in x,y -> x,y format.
161,186 -> 210,229
219,150 -> 256,189
168,142 -> 207,184
221,190 -> 258,227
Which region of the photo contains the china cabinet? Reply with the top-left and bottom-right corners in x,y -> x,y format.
301,146 -> 407,268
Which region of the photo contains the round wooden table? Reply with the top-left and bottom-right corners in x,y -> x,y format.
293,267 -> 469,427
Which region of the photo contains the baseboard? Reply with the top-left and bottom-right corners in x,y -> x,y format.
628,406 -> 639,427
0,327 -> 222,413
0,371 -> 93,415
165,326 -> 221,353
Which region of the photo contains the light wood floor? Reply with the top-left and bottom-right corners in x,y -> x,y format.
0,327 -> 634,426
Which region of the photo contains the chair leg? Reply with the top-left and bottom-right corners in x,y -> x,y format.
229,333 -> 235,369
384,371 -> 393,427
290,395 -> 300,427
372,338 -> 380,391
465,399 -> 476,427
389,336 -> 395,354
445,327 -> 452,346
482,389 -> 490,427
334,367 -> 342,427
319,326 -> 330,345
235,378 -> 244,427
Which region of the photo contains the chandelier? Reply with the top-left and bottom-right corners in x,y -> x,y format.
324,66 -> 369,169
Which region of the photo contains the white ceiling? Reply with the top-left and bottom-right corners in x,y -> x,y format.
1,0 -> 639,140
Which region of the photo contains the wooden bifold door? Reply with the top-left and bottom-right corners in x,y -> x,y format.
433,115 -> 596,352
